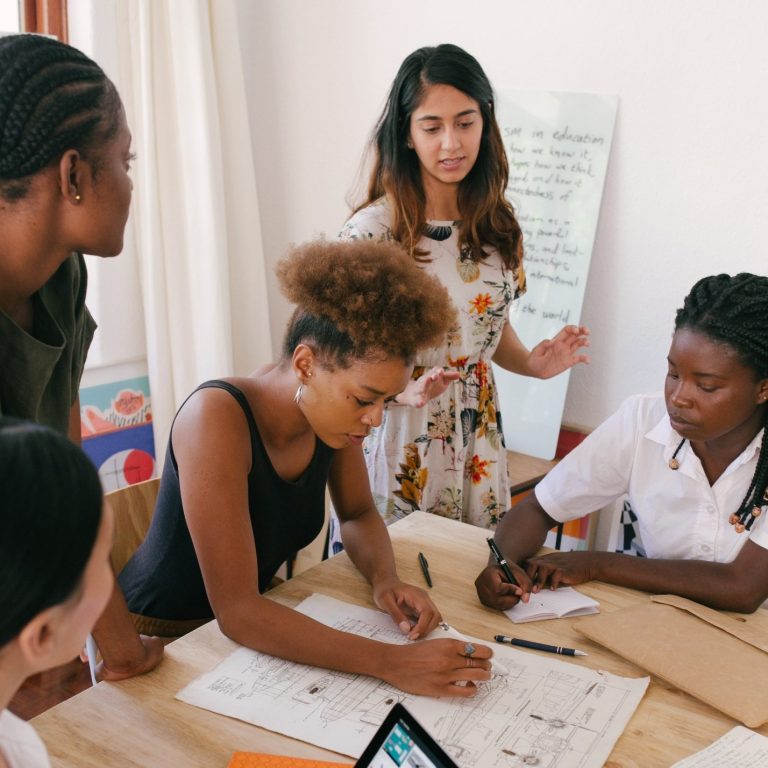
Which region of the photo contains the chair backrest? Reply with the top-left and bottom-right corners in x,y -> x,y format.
106,478 -> 160,573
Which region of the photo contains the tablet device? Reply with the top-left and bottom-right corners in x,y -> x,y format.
354,702 -> 458,768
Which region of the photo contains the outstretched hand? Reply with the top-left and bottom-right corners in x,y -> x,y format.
395,366 -> 461,408
527,325 -> 590,379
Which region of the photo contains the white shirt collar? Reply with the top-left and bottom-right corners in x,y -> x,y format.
645,411 -> 764,469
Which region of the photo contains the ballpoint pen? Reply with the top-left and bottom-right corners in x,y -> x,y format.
417,551 -> 433,587
486,537 -> 518,586
494,635 -> 588,657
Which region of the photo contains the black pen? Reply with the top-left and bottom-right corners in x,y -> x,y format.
486,537 -> 518,586
418,551 -> 433,588
494,635 -> 588,657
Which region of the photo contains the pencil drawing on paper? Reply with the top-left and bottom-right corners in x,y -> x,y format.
176,594 -> 647,767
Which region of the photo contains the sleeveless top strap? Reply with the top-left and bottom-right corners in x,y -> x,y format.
168,379 -> 258,469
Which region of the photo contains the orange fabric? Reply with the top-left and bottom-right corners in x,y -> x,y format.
228,753 -> 352,768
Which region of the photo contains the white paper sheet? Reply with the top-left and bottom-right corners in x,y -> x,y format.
670,727 -> 768,768
177,594 -> 648,767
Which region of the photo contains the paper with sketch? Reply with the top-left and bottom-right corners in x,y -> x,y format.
670,727 -> 768,767
505,587 -> 599,623
177,594 -> 647,767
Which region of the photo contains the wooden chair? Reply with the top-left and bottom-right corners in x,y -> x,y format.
106,477 -> 160,573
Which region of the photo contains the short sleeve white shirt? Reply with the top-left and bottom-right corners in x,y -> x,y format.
0,709 -> 51,768
535,393 -> 768,562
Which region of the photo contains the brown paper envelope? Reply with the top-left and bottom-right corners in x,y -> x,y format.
650,594 -> 768,653
574,600 -> 768,727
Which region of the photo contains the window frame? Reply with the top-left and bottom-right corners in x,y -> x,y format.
22,0 -> 67,41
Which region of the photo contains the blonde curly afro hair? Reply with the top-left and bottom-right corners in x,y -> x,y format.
277,238 -> 455,367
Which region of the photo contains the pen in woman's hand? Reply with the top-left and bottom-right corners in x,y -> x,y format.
486,537 -> 518,586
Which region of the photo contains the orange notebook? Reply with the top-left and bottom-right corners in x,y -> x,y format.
228,753 -> 352,768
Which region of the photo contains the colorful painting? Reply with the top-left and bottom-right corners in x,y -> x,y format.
544,515 -> 593,552
79,376 -> 156,492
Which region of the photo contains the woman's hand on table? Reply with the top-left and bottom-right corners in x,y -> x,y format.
379,639 -> 493,698
97,634 -> 165,682
525,551 -> 598,590
373,576 -> 441,640
474,561 -> 533,610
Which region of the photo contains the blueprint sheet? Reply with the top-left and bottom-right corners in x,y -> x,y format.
177,595 -> 648,767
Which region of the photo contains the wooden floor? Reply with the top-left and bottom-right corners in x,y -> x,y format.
8,658 -> 92,721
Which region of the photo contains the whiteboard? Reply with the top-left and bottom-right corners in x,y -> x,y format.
493,90 -> 618,459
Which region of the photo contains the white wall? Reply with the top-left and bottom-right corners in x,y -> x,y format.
235,0 -> 768,431
69,0 -> 148,385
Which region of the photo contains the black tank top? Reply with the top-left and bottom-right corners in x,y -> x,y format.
119,380 -> 334,621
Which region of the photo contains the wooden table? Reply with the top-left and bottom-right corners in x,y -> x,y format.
506,450 -> 558,496
34,513 -> 768,767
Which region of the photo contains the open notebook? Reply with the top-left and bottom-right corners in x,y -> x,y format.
505,586 -> 599,623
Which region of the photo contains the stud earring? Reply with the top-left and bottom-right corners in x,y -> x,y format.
74,194 -> 81,202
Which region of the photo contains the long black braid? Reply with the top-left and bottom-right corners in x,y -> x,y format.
0,34 -> 121,201
675,273 -> 768,531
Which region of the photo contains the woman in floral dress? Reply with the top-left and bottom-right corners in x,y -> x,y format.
332,44 -> 588,540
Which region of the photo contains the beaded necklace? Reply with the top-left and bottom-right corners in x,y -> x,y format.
668,437 -> 766,532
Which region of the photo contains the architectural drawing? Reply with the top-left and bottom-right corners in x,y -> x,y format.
177,594 -> 647,767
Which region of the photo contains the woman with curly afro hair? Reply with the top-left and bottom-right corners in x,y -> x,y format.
119,239 -> 495,698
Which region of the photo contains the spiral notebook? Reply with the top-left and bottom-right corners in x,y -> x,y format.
505,586 -> 600,623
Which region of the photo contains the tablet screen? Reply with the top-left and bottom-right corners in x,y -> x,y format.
355,703 -> 457,768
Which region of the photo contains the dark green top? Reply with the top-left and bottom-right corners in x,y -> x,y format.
0,253 -> 96,435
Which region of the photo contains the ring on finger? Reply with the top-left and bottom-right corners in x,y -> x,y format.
466,657 -> 473,668
464,642 -> 475,656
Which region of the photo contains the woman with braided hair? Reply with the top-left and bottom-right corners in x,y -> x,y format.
0,34 -> 162,679
476,273 -> 768,614
119,239 -> 495,697
0,33 -> 131,434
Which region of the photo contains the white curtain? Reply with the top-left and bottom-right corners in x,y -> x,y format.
71,0 -> 273,461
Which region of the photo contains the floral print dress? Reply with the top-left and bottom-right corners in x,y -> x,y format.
336,199 -> 524,532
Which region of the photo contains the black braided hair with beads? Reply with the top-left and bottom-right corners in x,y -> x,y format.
675,273 -> 768,530
0,33 -> 121,202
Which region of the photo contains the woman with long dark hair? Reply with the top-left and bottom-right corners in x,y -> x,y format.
335,44 -> 588,539
0,419 -> 114,767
